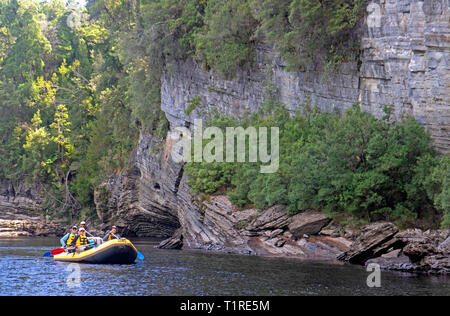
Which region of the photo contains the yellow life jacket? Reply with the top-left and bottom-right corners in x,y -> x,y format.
107,234 -> 118,241
66,233 -> 77,246
75,234 -> 89,246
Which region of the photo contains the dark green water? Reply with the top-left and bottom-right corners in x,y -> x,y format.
0,237 -> 448,296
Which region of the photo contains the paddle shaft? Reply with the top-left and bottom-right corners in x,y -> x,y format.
45,240 -> 96,257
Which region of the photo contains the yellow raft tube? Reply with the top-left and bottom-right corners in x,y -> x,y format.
54,238 -> 138,264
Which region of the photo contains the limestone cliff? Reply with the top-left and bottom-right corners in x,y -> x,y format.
94,134 -> 180,238
95,0 -> 450,258
162,0 -> 450,151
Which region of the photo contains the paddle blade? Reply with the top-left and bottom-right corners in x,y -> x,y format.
137,251 -> 144,260
43,251 -> 52,257
50,248 -> 65,256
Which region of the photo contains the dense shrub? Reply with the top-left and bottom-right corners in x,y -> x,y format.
185,103 -> 447,228
422,155 -> 450,229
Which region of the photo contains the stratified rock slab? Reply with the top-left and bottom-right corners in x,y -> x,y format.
288,211 -> 331,238
337,222 -> 399,264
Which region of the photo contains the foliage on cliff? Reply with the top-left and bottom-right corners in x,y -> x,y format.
425,156 -> 450,229
139,0 -> 366,77
0,0 -> 99,217
186,102 -> 449,229
255,0 -> 366,70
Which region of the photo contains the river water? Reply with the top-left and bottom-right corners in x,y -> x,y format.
0,237 -> 448,296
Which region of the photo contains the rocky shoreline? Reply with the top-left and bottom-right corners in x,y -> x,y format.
157,196 -> 352,260
339,222 -> 449,275
156,199 -> 450,276
1,195 -> 448,276
0,219 -> 66,237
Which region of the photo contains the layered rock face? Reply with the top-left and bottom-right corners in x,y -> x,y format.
339,223 -> 450,275
162,0 -> 450,151
361,0 -> 450,152
0,178 -> 65,237
160,195 -> 350,260
94,134 -> 181,238
0,178 -> 41,219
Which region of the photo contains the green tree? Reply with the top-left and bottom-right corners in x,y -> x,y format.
22,110 -> 51,180
194,0 -> 258,78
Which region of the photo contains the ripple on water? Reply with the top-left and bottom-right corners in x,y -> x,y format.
0,237 -> 449,296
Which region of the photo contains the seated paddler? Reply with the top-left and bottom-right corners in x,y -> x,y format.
60,226 -> 78,247
103,225 -> 121,241
70,227 -> 94,247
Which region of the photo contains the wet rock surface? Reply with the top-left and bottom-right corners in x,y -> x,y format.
158,228 -> 183,250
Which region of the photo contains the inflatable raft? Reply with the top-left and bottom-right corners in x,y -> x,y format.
54,238 -> 138,264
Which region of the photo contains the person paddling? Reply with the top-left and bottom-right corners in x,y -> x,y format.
70,227 -> 92,247
103,226 -> 121,241
79,221 -> 94,237
60,226 -> 78,247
